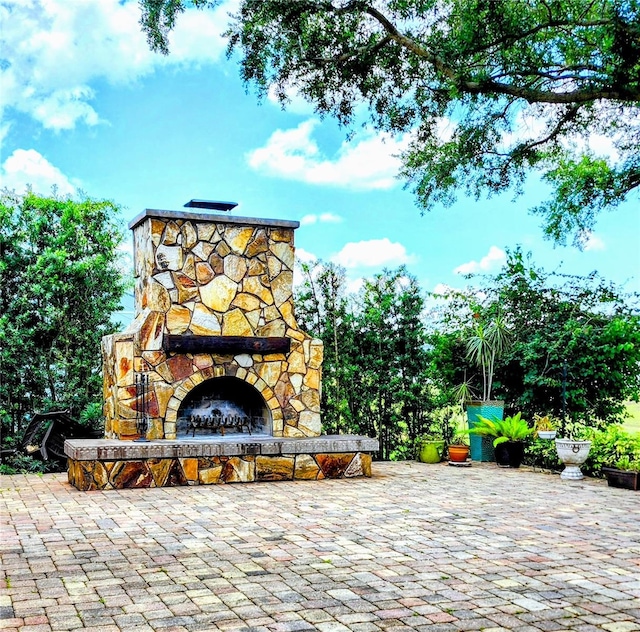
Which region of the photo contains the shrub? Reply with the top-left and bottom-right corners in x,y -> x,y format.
582,425 -> 640,476
613,456 -> 640,472
0,453 -> 55,475
79,402 -> 105,435
524,439 -> 561,471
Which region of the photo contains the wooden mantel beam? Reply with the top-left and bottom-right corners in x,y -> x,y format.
164,335 -> 291,355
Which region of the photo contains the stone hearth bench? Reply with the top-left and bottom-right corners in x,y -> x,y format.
65,435 -> 379,490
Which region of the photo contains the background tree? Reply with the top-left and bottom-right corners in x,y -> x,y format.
434,249 -> 640,431
295,261 -> 357,434
0,191 -> 127,445
296,263 -> 444,458
493,250 -> 640,431
141,0 -> 640,246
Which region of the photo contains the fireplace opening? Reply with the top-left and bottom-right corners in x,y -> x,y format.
176,377 -> 271,438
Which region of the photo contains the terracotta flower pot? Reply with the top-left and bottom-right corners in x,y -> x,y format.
448,444 -> 470,462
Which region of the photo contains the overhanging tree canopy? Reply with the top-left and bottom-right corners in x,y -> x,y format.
140,0 -> 640,246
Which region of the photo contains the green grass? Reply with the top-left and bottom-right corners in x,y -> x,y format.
623,402 -> 640,435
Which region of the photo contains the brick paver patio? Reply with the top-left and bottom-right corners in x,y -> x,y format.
1,461 -> 639,632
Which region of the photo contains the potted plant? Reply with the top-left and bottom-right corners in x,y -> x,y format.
554,419 -> 592,480
415,434 -> 446,463
589,425 -> 640,490
447,432 -> 471,464
602,457 -> 640,491
468,412 -> 533,468
555,436 -> 592,480
464,314 -> 511,461
415,404 -> 460,464
534,414 -> 557,440
446,406 -> 471,464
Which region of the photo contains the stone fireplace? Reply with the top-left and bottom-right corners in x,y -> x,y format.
64,201 -> 378,490
102,203 -> 323,441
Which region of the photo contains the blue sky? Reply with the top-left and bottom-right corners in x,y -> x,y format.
2,0 -> 639,308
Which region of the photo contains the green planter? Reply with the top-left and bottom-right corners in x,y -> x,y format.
417,439 -> 445,463
466,401 -> 504,462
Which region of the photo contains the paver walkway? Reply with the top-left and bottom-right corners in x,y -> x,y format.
1,461 -> 639,632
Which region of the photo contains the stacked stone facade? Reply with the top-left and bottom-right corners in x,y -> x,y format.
102,209 -> 323,441
67,449 -> 373,490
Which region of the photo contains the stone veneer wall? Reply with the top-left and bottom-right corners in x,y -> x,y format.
68,452 -> 372,490
102,210 -> 323,440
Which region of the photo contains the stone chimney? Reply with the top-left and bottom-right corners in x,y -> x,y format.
101,205 -> 323,441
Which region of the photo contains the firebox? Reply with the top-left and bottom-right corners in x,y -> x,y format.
101,201 -> 324,441
177,376 -> 271,438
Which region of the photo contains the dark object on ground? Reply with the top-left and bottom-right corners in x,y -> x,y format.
20,411 -> 102,461
495,441 -> 525,468
602,467 -> 639,491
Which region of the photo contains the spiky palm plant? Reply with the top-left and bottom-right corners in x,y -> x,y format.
465,315 -> 511,401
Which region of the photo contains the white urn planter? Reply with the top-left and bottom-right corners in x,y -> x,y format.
555,439 -> 592,480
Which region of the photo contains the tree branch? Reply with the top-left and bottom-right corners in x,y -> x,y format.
454,18 -> 614,59
362,5 -> 640,104
311,35 -> 392,65
511,105 -> 580,155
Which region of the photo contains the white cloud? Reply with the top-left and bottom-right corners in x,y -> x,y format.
292,247 -> 319,289
1,148 -> 77,195
454,246 -> 506,275
294,247 -> 318,264
331,238 -> 414,269
564,104 -> 640,163
583,134 -> 618,161
0,0 -> 236,130
300,212 -> 343,226
0,123 -> 10,148
116,240 -> 135,276
267,84 -> 316,116
501,104 -> 635,164
300,214 -> 316,226
31,87 -> 100,130
500,110 -> 547,150
346,277 -> 364,294
247,119 -> 408,190
431,282 -> 458,296
580,231 -> 606,251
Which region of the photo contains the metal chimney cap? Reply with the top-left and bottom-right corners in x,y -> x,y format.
184,199 -> 238,212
